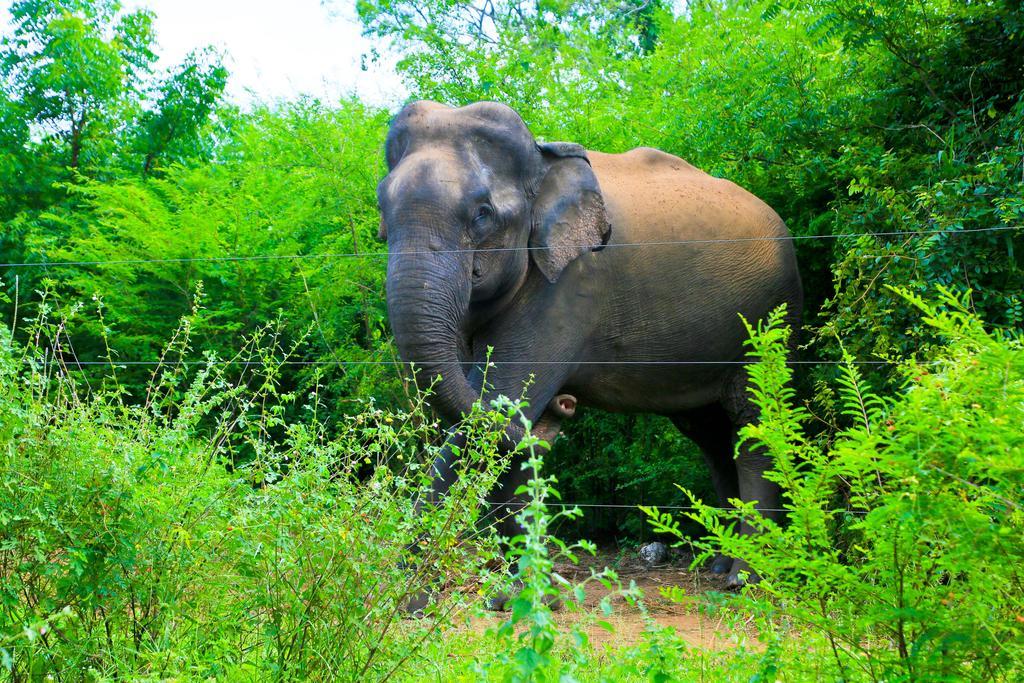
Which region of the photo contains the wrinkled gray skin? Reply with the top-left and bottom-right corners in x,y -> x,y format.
378,101 -> 803,599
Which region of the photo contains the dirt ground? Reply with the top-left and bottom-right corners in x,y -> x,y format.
465,548 -> 755,650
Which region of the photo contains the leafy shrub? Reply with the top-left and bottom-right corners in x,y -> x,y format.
471,414 -> 615,682
5,98 -> 397,414
648,291 -> 1024,680
0,306 -> 513,680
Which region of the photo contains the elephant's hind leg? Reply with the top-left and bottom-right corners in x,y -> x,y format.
670,404 -> 739,576
720,368 -> 784,588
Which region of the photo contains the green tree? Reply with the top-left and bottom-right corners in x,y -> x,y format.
17,99 -> 399,413
356,0 -> 666,123
134,47 -> 228,175
0,87 -> 31,219
0,0 -> 156,176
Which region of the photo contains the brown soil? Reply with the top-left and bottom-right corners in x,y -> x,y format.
462,548 -> 755,650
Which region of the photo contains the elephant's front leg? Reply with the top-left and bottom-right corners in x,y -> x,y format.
483,394 -> 577,611
488,393 -> 576,538
404,393 -> 577,615
402,429 -> 468,615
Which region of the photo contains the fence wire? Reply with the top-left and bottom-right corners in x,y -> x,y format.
4,220 -> 976,520
482,500 -> 870,515
1,224 -> 1019,269
21,358 -> 924,366
4,225 -> 999,372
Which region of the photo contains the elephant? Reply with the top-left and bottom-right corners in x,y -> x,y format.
376,100 -> 803,596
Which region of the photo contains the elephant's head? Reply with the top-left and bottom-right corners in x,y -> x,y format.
377,100 -> 610,426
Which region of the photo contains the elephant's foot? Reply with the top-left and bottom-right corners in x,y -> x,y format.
725,559 -> 760,590
484,579 -> 523,611
483,579 -> 563,612
403,588 -> 436,617
709,553 -> 733,575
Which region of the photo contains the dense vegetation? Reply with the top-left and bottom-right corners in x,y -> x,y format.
1,0 -> 1022,679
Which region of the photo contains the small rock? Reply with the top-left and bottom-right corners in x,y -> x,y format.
638,541 -> 668,567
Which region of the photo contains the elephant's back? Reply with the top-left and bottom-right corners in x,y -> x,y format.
560,148 -> 802,412
586,148 -> 798,295
588,148 -> 787,245
587,148 -> 797,287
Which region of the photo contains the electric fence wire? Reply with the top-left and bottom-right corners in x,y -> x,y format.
0,223 -> 1019,269
9,223 -> 1017,366
480,500 -> 869,515
25,359 -> 935,366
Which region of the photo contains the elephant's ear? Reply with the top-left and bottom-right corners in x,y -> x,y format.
377,216 -> 388,242
529,142 -> 611,283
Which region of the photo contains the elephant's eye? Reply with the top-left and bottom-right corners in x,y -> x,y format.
473,204 -> 494,226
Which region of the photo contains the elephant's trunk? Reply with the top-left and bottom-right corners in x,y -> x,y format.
386,243 -> 480,427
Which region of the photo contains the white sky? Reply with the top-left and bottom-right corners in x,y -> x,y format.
1,0 -> 408,108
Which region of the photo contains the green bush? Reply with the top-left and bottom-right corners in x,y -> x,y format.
0,311 -> 513,680
3,287 -> 1022,681
4,98 -> 398,414
648,290 -> 1024,680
